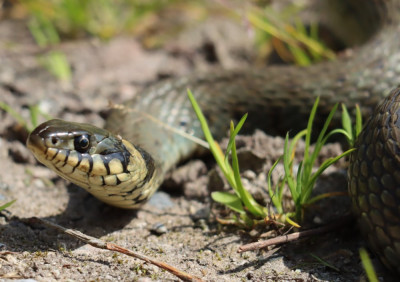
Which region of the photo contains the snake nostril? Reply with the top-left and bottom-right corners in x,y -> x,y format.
51,137 -> 58,145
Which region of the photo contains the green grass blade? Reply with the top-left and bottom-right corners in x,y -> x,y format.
288,44 -> 311,66
321,129 -> 352,145
295,161 -> 303,198
315,103 -> 339,145
0,102 -> 29,131
211,192 -> 245,214
359,248 -> 378,282
306,191 -> 347,206
302,148 -> 355,203
187,90 -> 235,187
341,103 -> 353,145
355,104 -> 363,137
285,214 -> 300,228
230,122 -> 265,217
225,114 -> 248,161
303,96 -> 320,168
341,104 -> 352,135
283,133 -> 298,200
40,51 -> 72,81
0,200 -> 16,212
310,103 -> 339,163
310,253 -> 340,272
288,129 -> 307,159
268,156 -> 283,213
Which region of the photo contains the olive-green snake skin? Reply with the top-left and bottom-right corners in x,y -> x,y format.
27,0 -> 400,273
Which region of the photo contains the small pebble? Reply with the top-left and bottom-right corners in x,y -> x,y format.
147,191 -> 174,209
242,170 -> 256,180
150,223 -> 168,235
190,207 -> 210,221
0,182 -> 10,191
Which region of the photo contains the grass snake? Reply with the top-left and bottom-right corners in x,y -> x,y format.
27,0 -> 400,273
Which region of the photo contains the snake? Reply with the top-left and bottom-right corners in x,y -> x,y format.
26,0 -> 400,273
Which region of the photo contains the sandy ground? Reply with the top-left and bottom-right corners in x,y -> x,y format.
0,15 -> 397,281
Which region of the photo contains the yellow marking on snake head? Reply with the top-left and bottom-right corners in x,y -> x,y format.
71,169 -> 90,184
58,164 -> 74,174
116,173 -> 130,183
109,158 -> 123,174
68,151 -> 80,168
104,174 -> 118,186
91,155 -> 107,175
88,175 -> 105,186
53,149 -> 67,163
78,158 -> 90,173
46,148 -> 58,160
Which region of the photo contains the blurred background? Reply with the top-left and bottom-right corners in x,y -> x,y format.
0,0 -> 340,82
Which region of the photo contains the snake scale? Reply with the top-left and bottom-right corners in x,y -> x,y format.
26,0 -> 400,273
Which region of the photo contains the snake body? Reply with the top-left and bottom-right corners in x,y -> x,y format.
27,0 -> 400,273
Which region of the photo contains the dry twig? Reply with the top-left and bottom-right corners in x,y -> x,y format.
238,215 -> 353,253
28,217 -> 204,282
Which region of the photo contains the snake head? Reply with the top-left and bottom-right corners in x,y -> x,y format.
27,119 -> 127,167
27,119 -> 157,208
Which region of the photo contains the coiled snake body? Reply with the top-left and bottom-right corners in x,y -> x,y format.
27,0 -> 400,273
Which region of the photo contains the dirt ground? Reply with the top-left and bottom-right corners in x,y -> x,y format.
0,14 -> 397,281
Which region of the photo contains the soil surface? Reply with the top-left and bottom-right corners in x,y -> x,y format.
0,14 -> 397,281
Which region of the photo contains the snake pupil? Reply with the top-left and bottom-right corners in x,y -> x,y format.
74,135 -> 90,153
51,137 -> 58,145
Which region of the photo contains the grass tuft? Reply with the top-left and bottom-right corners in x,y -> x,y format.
247,5 -> 335,66
188,89 -> 362,227
188,89 -> 266,227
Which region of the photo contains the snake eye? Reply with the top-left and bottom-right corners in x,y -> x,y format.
74,135 -> 90,153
